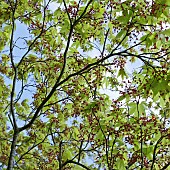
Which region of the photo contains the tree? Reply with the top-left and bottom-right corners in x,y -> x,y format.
0,0 -> 170,169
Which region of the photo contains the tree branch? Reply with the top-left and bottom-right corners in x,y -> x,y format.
17,0 -> 51,68
7,130 -> 19,170
61,160 -> 91,170
19,0 -> 93,132
160,162 -> 170,170
150,134 -> 169,170
16,133 -> 49,164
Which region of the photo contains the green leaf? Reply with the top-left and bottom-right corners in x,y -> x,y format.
146,37 -> 152,47
162,29 -> 170,36
73,127 -> 79,139
138,102 -> 146,115
129,102 -> 137,115
21,99 -> 30,111
151,79 -> 170,96
160,97 -> 165,108
117,16 -> 129,24
116,30 -> 126,39
63,149 -> 73,160
143,146 -> 154,159
117,68 -> 127,80
95,131 -> 103,140
93,1 -> 98,8
156,40 -> 162,48
116,159 -> 126,170
116,139 -> 124,146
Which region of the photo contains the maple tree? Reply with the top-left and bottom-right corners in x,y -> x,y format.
0,0 -> 170,169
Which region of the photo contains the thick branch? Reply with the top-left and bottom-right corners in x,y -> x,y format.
150,134 -> 169,170
7,1 -> 19,169
160,162 -> 170,170
9,0 -> 18,130
61,160 -> 91,170
7,130 -> 19,170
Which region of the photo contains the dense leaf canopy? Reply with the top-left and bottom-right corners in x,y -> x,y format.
0,0 -> 170,169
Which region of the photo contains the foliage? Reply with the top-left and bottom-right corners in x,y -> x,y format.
0,0 -> 170,169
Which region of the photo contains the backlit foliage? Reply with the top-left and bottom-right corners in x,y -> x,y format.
0,0 -> 170,169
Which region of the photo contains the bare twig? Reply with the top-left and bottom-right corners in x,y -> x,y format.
17,0 -> 51,67
101,29 -> 110,57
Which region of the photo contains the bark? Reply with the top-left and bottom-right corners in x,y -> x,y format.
7,130 -> 19,170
